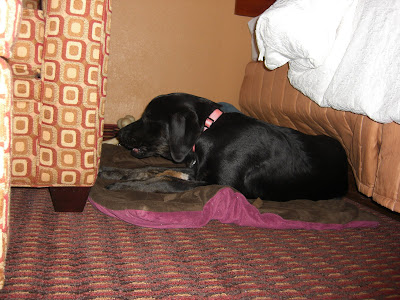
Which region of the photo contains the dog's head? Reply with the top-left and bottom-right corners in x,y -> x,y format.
117,93 -> 220,163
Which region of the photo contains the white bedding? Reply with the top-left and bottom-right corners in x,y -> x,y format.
255,0 -> 400,124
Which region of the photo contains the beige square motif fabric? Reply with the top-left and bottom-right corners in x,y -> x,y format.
9,9 -> 44,78
10,7 -> 43,185
10,0 -> 112,187
0,0 -> 22,289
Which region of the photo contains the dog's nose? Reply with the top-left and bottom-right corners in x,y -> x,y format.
116,127 -> 136,150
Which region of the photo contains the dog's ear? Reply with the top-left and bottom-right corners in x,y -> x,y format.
169,111 -> 200,162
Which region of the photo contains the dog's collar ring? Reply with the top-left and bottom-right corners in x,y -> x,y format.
189,159 -> 197,168
192,108 -> 223,152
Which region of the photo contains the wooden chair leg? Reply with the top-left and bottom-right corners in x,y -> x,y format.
49,187 -> 91,212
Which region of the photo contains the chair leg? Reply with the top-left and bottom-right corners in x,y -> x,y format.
49,187 -> 91,212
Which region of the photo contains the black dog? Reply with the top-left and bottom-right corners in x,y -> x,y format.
101,93 -> 348,201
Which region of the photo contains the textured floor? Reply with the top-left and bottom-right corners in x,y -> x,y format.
1,187 -> 399,299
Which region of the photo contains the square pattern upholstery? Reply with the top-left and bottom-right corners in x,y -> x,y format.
0,0 -> 112,288
9,8 -> 43,185
0,0 -> 22,289
9,0 -> 112,187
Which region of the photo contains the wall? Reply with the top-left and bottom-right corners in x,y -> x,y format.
105,0 -> 252,123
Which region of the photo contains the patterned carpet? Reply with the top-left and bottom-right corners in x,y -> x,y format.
1,188 -> 399,299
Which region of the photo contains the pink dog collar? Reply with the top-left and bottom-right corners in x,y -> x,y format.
203,109 -> 223,131
192,109 -> 223,152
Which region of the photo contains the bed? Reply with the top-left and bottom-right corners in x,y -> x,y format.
236,0 -> 400,212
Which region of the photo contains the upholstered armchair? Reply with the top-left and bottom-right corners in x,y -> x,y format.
0,0 -> 22,289
9,0 -> 112,212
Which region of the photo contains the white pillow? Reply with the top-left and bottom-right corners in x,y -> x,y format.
255,0 -> 355,70
248,16 -> 260,61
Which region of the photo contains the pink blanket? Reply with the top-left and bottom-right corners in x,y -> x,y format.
90,187 -> 378,230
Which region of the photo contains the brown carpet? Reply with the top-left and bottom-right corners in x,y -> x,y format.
1,187 -> 399,299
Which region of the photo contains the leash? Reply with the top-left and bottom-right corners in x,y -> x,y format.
192,108 -> 223,152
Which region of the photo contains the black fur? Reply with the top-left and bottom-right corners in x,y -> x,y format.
112,93 -> 348,201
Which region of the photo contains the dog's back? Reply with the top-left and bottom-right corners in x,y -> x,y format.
193,112 -> 348,201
